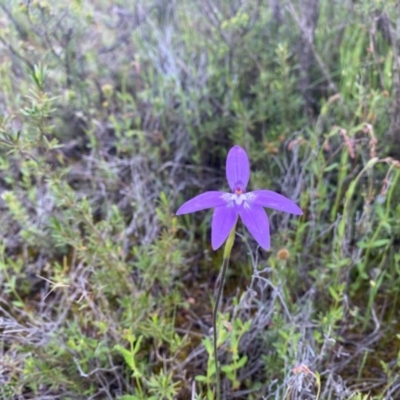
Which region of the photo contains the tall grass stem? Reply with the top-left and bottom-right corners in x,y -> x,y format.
213,226 -> 236,400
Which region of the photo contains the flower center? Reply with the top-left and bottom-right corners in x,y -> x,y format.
222,192 -> 255,208
222,181 -> 255,208
234,181 -> 245,195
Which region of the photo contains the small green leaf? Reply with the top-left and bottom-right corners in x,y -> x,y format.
221,364 -> 236,373
134,335 -> 143,353
236,355 -> 248,368
324,162 -> 339,172
114,344 -> 135,371
195,375 -> 208,382
357,239 -> 390,249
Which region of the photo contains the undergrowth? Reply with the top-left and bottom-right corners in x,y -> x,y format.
0,0 -> 400,399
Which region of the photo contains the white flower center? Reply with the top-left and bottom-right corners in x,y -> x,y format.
222,192 -> 255,209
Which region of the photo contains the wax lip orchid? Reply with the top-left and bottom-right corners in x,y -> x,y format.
176,145 -> 303,250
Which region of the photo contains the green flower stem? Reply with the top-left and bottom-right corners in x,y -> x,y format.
213,224 -> 236,400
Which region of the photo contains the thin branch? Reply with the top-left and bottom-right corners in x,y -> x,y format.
286,1 -> 338,94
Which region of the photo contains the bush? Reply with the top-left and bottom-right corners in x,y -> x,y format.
0,1 -> 400,399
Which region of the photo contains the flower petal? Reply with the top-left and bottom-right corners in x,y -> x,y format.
176,191 -> 228,215
211,206 -> 238,250
239,205 -> 270,250
250,190 -> 303,215
226,145 -> 250,191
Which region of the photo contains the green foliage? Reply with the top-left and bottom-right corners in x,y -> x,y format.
0,0 -> 400,398
195,313 -> 251,398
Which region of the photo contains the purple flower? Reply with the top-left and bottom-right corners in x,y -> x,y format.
176,145 -> 303,250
